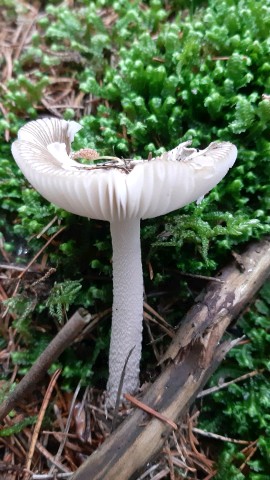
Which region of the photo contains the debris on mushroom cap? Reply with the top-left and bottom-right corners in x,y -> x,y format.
72,148 -> 100,160
12,117 -> 237,222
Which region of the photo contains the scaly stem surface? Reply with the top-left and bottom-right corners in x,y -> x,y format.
107,218 -> 143,405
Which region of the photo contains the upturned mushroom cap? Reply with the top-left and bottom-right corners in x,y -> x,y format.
12,117 -> 237,221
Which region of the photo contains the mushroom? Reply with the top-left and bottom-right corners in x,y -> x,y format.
11,117 -> 237,405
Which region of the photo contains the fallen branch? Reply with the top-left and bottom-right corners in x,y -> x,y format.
198,368 -> 265,398
192,428 -> 251,445
71,238 -> 270,480
0,308 -> 91,422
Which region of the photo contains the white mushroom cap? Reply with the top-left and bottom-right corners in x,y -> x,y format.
12,118 -> 237,221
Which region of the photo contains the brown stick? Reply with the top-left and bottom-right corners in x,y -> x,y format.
25,368 -> 62,474
71,238 -> 270,480
198,368 -> 265,398
17,226 -> 67,280
0,308 -> 91,422
124,393 -> 178,430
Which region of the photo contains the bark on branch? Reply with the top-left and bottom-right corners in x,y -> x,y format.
71,238 -> 270,480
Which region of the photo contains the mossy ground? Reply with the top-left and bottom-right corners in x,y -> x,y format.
0,0 -> 269,477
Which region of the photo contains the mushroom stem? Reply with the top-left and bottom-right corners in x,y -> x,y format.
107,217 -> 144,404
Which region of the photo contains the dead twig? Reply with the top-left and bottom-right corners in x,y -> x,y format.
75,308 -> 111,341
239,440 -> 258,472
36,216 -> 59,239
25,369 -> 62,474
32,475 -> 72,480
24,430 -> 70,474
163,442 -> 175,480
2,227 -> 67,312
178,271 -> 225,283
135,464 -> 161,480
17,226 -> 67,280
143,311 -> 175,338
110,346 -> 135,432
198,368 -> 265,398
124,393 -> 177,431
0,309 -> 91,422
192,428 -> 251,445
145,319 -> 161,362
48,382 -> 82,475
143,302 -> 174,331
